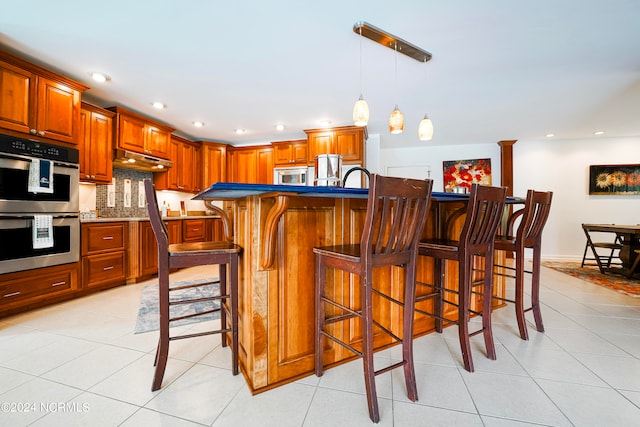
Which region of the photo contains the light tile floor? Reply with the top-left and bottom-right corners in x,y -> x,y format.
1,263 -> 640,426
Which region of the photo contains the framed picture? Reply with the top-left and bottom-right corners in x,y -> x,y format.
589,164 -> 640,195
443,158 -> 492,193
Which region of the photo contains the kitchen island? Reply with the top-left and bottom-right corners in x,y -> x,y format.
194,183 -> 512,393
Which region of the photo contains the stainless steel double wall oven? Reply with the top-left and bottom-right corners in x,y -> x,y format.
0,134 -> 79,274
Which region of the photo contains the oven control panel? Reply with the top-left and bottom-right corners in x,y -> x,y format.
0,134 -> 78,163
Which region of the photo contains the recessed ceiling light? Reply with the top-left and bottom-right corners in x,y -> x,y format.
156,164 -> 164,169
234,129 -> 246,134
193,121 -> 205,128
545,133 -> 555,138
320,120 -> 332,127
275,124 -> 285,131
594,130 -> 605,135
152,102 -> 166,109
90,72 -> 110,83
127,158 -> 136,163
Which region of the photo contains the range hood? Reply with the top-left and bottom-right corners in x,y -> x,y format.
113,149 -> 173,172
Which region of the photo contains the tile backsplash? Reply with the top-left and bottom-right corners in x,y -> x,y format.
96,168 -> 150,218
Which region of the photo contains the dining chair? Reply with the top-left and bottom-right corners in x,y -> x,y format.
314,174 -> 433,423
580,226 -> 623,273
415,183 -> 507,372
144,179 -> 241,391
493,189 -> 553,340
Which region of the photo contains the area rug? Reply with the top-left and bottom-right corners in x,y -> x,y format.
134,278 -> 220,334
541,261 -> 640,298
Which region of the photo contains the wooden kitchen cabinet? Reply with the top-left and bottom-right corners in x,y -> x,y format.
305,125 -> 366,165
201,142 -> 227,187
81,222 -> 127,290
0,263 -> 80,317
273,139 -> 308,166
0,50 -> 87,145
154,135 -> 201,192
182,218 -> 206,242
227,145 -> 274,184
135,219 -> 182,280
79,103 -> 115,183
109,106 -> 174,159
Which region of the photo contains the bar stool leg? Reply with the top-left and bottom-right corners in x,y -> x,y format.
230,256 -> 240,375
531,248 -> 545,332
152,270 -> 170,391
314,253 -> 325,377
361,271 -> 380,423
433,258 -> 444,333
458,257 -> 474,372
514,248 -> 529,340
403,263 -> 418,402
219,264 -> 228,348
482,253 -> 496,360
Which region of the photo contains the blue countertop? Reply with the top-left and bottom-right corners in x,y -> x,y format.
193,182 -> 493,202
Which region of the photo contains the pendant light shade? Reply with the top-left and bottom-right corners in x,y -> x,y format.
389,105 -> 404,134
418,114 -> 433,140
353,94 -> 369,126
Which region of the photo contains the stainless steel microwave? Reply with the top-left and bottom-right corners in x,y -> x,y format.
273,166 -> 308,186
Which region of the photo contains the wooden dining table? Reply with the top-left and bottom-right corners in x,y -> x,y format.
581,224 -> 640,269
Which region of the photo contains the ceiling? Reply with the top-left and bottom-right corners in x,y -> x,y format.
1,1 -> 639,149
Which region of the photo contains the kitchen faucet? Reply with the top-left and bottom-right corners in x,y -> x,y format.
342,167 -> 371,188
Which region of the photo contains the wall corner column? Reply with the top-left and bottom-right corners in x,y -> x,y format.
497,140 -> 517,196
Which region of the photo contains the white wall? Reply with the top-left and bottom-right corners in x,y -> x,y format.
380,135 -> 640,260
513,136 -> 640,260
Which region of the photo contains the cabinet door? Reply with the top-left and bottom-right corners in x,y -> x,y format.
165,220 -> 182,244
179,142 -> 195,192
291,142 -> 308,164
81,222 -> 126,255
234,149 -> 257,183
140,222 -> 159,276
155,137 -> 180,190
307,131 -> 335,163
335,129 -> 363,164
202,142 -> 227,187
146,125 -> 170,158
89,110 -> 113,183
256,147 -> 274,184
79,108 -> 91,180
82,252 -> 126,289
192,144 -> 202,193
35,76 -> 80,144
273,143 -> 293,165
0,59 -> 34,135
118,114 -> 146,153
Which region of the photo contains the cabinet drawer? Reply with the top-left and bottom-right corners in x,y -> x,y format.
0,264 -> 79,305
183,219 -> 206,242
82,223 -> 126,255
82,252 -> 126,289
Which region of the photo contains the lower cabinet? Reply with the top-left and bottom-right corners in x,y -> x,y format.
0,263 -> 80,317
81,222 -> 127,290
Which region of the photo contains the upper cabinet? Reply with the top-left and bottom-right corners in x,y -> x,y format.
0,50 -> 88,145
273,139 -> 308,166
79,103 -> 115,184
227,145 -> 274,184
304,125 -> 366,165
201,141 -> 227,188
108,106 -> 174,159
154,135 -> 201,193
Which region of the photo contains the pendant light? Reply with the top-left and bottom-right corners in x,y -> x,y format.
389,42 -> 404,134
353,27 -> 369,127
418,58 -> 434,140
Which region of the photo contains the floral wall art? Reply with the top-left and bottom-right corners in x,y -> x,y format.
443,158 -> 492,193
589,164 -> 640,195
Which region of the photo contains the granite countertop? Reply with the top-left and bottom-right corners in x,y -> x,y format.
80,215 -> 220,223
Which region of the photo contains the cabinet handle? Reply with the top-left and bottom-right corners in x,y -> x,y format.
51,281 -> 66,287
38,131 -> 45,136
103,266 -> 114,271
103,236 -> 114,240
30,129 -> 37,134
3,291 -> 21,298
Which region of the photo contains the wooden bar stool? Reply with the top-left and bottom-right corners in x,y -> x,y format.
493,190 -> 553,340
314,174 -> 433,423
415,184 -> 506,372
144,179 -> 241,391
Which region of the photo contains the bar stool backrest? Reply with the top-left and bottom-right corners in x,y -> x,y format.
460,184 -> 507,253
514,190 -> 553,248
144,179 -> 169,251
361,174 -> 433,265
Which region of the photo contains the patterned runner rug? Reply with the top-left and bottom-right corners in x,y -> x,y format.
134,278 -> 220,334
541,261 -> 640,298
